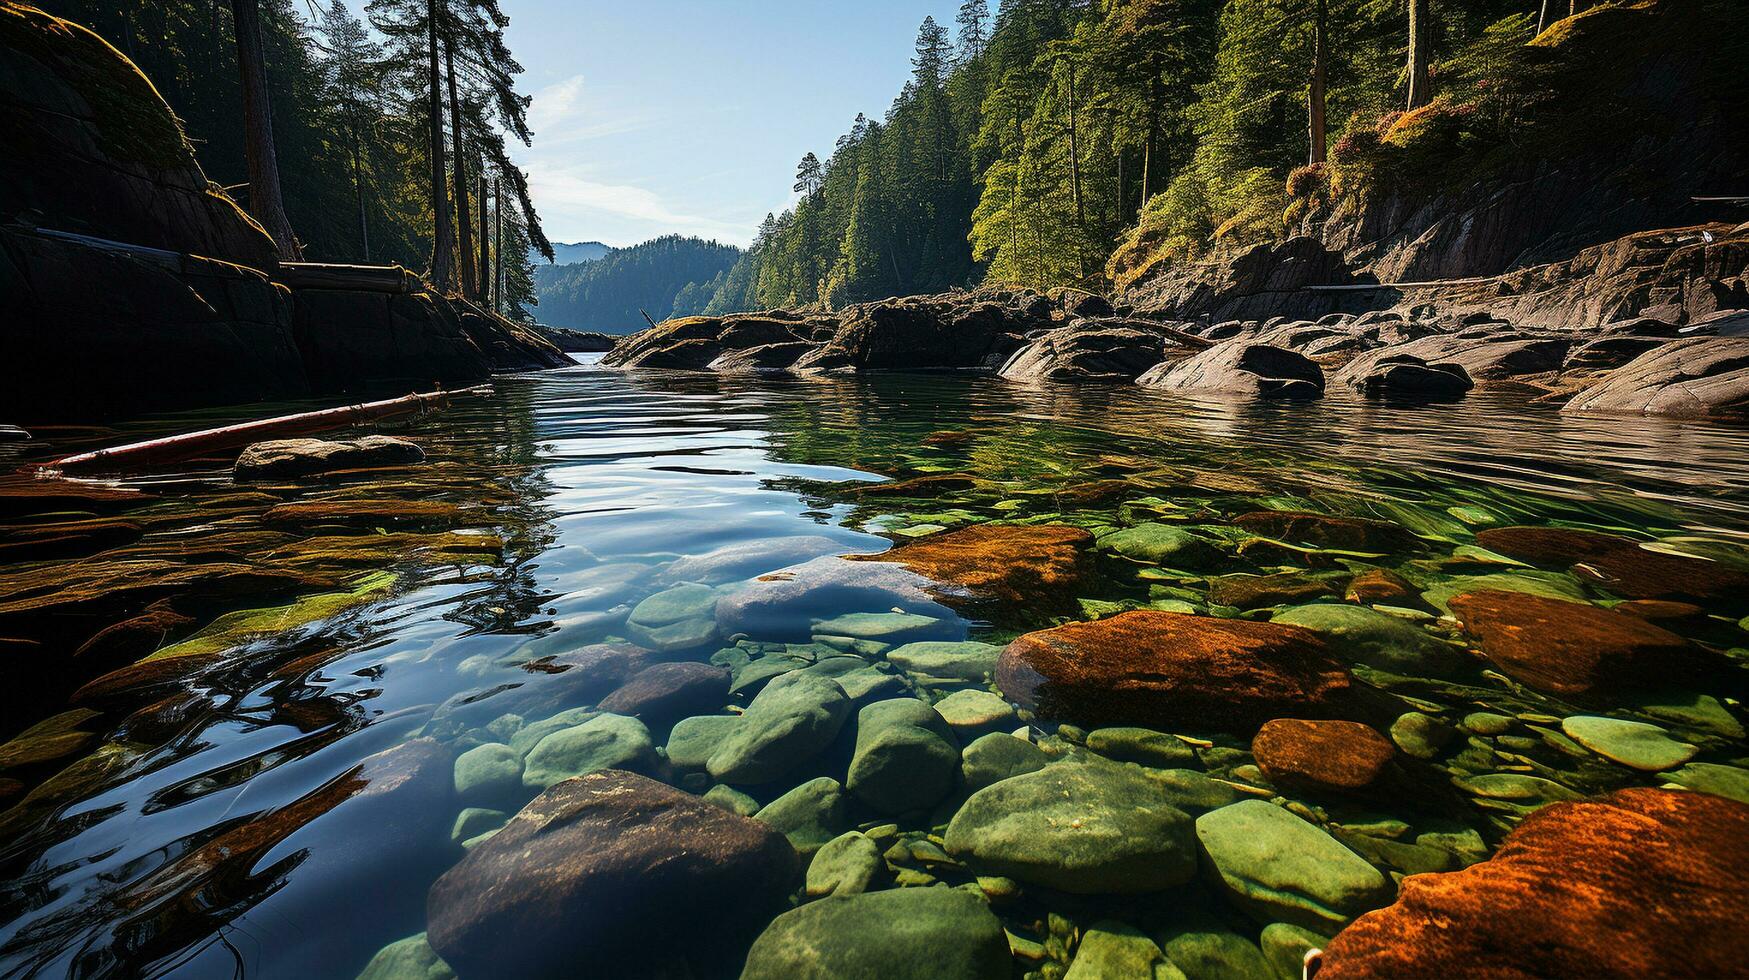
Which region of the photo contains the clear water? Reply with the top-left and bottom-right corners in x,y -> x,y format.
1,356 -> 1746,977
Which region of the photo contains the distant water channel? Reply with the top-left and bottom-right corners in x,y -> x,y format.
1,355 -> 1746,977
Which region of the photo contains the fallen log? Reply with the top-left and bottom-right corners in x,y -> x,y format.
276,262 -> 418,294
37,386 -> 492,475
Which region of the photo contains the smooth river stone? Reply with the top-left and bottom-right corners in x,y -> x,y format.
1560,715 -> 1698,771
521,713 -> 657,789
663,713 -> 740,769
1095,522 -> 1221,569
944,763 -> 1197,894
706,673 -> 851,784
740,886 -> 1010,980
932,689 -> 1016,735
846,697 -> 960,814
452,743 -> 523,805
886,640 -> 1004,683
356,933 -> 454,980
959,733 -> 1050,792
1270,603 -> 1464,676
804,830 -> 886,897
809,611 -> 951,642
1065,922 -> 1177,980
754,776 -> 849,856
1195,799 -> 1393,931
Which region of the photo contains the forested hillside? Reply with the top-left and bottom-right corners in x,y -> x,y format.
707,0 -> 1745,309
36,0 -> 549,318
533,235 -> 741,333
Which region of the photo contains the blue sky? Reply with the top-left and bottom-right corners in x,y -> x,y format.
503,0 -> 961,249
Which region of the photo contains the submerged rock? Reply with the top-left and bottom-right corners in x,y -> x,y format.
1252,719 -> 1396,794
234,436 -> 424,480
521,713 -> 657,789
886,641 -> 1004,684
356,933 -> 454,980
996,610 -> 1350,735
1136,341 -> 1325,399
959,732 -> 1050,792
715,555 -> 960,642
597,661 -> 729,726
1316,789 -> 1749,978
1196,799 -> 1393,932
753,776 -> 849,856
740,886 -> 1010,979
846,698 -> 960,814
1232,511 -> 1417,553
844,524 -> 1095,615
1270,603 -> 1464,675
944,762 -> 1198,893
1447,589 -> 1714,698
1096,522 -> 1221,569
1560,715 -> 1697,772
1065,922 -> 1174,980
426,770 -> 798,978
804,830 -> 887,897
707,673 -> 851,784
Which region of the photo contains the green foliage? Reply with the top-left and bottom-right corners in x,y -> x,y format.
532,236 -> 741,332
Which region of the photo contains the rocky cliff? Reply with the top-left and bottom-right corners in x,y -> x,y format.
0,5 -> 564,422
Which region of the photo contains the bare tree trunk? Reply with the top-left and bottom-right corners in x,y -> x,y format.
1406,0 -> 1433,111
1141,60 -> 1160,209
1537,0 -> 1552,33
425,0 -> 452,291
478,165 -> 490,311
231,0 -> 301,260
445,34 -> 475,299
352,123 -> 369,261
1309,0 -> 1328,165
493,176 -> 503,314
1066,61 -> 1084,232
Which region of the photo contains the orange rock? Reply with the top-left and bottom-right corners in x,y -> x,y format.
847,524 -> 1094,612
1447,589 -> 1710,698
1317,788 -> 1749,979
1343,569 -> 1417,605
1253,719 -> 1395,793
1573,546 -> 1749,605
1474,525 -> 1635,566
996,610 -> 1350,735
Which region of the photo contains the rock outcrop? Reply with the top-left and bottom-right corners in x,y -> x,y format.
1560,337 -> 1749,419
1136,341 -> 1325,399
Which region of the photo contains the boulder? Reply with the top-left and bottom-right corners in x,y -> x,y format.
1472,525 -> 1638,566
944,763 -> 1198,893
1448,589 -> 1720,698
426,770 -> 799,978
1270,603 -> 1464,675
1065,923 -> 1174,980
931,689 -> 1017,737
846,698 -> 960,814
707,340 -> 816,373
452,742 -> 523,805
794,301 -> 1022,372
1559,715 -> 1697,772
597,661 -> 730,726
753,776 -> 849,856
1251,719 -> 1396,794
1096,523 -> 1222,569
521,713 -> 657,789
1562,338 -> 1749,418
740,886 -> 1010,980
886,641 -> 1004,685
1207,572 -> 1338,610
959,732 -> 1050,792
997,610 -> 1351,735
1233,510 -> 1418,553
234,436 -> 425,480
998,318 -> 1193,382
1196,799 -> 1393,932
715,556 -> 961,642
804,830 -> 886,897
1338,354 -> 1473,400
1136,341 -> 1325,399
1317,789 -> 1749,979
1338,334 -> 1568,387
844,524 -> 1095,616
706,673 -> 852,784
665,535 -> 868,584
356,933 -> 454,980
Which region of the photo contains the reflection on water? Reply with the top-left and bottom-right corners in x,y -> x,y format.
0,357 -> 1746,977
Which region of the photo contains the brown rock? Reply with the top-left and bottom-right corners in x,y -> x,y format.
1474,525 -> 1637,566
233,436 -> 425,480
1317,788 -> 1749,979
1447,590 -> 1711,698
1344,569 -> 1417,605
996,610 -> 1351,735
1234,511 -> 1417,553
846,524 -> 1094,614
597,661 -> 730,726
1572,546 -> 1749,606
841,474 -> 983,498
427,770 -> 800,978
1253,719 -> 1395,793
1208,572 -> 1339,610
1611,598 -> 1708,626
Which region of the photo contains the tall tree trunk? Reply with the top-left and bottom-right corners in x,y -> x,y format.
493,176 -> 503,314
1536,0 -> 1552,33
1141,60 -> 1160,209
478,165 -> 490,311
1309,0 -> 1328,165
1064,61 -> 1084,279
352,121 -> 369,261
231,0 -> 301,260
1406,0 -> 1433,111
425,0 -> 452,290
1010,107 -> 1021,260
445,34 -> 476,299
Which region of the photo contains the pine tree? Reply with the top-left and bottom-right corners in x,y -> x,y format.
793,153 -> 824,197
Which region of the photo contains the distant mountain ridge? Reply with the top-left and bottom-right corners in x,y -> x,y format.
532,235 -> 742,334
538,241 -> 611,266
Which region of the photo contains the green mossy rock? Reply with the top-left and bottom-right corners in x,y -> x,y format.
522,714 -> 657,789
960,733 -> 1050,792
945,763 -> 1197,894
933,689 -> 1017,736
707,674 -> 851,784
1195,800 -> 1392,931
1420,571 -> 1587,613
1097,523 -> 1221,569
1065,922 -> 1180,980
739,886 -> 1009,979
1270,604 -> 1464,676
847,698 -> 961,814
452,743 -> 523,804
449,807 -> 508,845
1260,922 -> 1327,980
665,714 -> 741,770
886,641 -> 1004,683
356,933 -> 455,980
805,830 -> 887,897
1666,762 -> 1749,804
754,776 -> 849,856
1085,726 -> 1198,768
1159,922 -> 1276,980
1561,715 -> 1698,772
